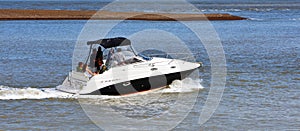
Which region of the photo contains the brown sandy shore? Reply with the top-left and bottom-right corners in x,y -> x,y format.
0,9 -> 246,21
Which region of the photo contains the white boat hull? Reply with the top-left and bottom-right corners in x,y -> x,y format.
57,58 -> 201,96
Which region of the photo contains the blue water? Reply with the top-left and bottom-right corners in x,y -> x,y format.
0,0 -> 299,130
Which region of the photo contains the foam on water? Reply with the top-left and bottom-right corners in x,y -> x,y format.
289,18 -> 300,21
0,86 -> 76,100
162,78 -> 204,93
0,78 -> 204,100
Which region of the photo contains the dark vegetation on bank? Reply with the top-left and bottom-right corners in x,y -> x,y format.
0,9 -> 247,21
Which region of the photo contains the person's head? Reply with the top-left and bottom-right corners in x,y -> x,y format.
92,49 -> 97,54
78,62 -> 83,67
110,48 -> 114,53
117,48 -> 122,52
98,46 -> 102,51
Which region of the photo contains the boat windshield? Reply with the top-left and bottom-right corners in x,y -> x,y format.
138,49 -> 172,59
103,46 -> 141,68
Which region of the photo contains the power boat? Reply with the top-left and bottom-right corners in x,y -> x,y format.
56,37 -> 202,96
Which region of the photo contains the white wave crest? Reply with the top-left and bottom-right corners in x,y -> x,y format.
162,78 -> 204,93
289,18 -> 300,21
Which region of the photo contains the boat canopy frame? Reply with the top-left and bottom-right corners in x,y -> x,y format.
84,37 -> 137,67
87,37 -> 131,49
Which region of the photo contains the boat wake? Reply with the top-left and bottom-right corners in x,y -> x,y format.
0,78 -> 204,100
0,86 -> 76,100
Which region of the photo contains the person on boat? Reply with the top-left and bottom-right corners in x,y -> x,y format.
83,64 -> 95,77
76,62 -> 84,72
89,48 -> 97,68
94,47 -> 103,70
95,58 -> 106,74
113,48 -> 126,66
105,48 -> 114,68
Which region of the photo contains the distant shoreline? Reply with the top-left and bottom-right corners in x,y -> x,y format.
0,9 -> 247,21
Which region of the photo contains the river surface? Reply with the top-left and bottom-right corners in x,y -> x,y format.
0,0 -> 299,130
